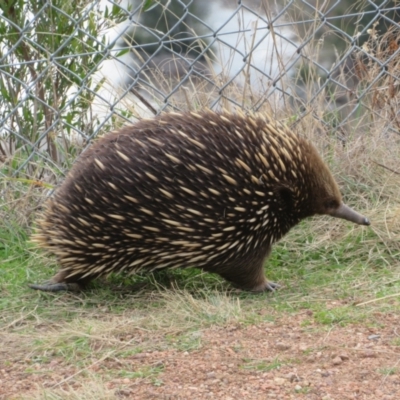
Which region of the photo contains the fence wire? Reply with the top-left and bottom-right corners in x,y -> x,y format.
1,0 -> 400,193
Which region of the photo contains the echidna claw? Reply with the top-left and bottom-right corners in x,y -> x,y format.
265,281 -> 280,291
248,280 -> 281,292
29,282 -> 83,292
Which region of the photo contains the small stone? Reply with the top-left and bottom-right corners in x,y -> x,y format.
286,372 -> 298,382
132,353 -> 147,359
206,372 -> 216,379
260,383 -> 276,390
299,343 -> 308,352
273,377 -> 286,386
116,389 -> 131,396
332,356 -> 342,365
294,384 -> 302,391
358,369 -> 369,378
275,342 -> 291,351
362,350 -> 377,358
306,355 -> 316,363
368,334 -> 380,340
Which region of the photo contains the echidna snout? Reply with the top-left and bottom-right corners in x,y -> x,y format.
328,203 -> 370,225
29,110 -> 370,293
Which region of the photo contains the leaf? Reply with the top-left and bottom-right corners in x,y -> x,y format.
115,48 -> 130,58
142,0 -> 158,12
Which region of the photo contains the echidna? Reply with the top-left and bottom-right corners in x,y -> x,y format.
30,110 -> 370,292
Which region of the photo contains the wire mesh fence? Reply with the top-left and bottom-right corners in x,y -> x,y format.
1,0 -> 400,212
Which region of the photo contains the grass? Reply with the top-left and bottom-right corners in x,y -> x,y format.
242,357 -> 284,372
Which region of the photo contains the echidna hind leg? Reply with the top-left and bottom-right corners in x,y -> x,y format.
29,281 -> 83,292
29,270 -> 89,292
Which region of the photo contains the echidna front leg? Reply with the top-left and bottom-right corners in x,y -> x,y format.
29,270 -> 88,292
218,247 -> 279,292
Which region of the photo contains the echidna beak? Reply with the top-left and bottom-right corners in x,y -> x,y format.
330,203 -> 370,226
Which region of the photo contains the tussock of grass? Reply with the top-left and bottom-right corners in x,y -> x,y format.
156,289 -> 244,327
28,378 -> 116,400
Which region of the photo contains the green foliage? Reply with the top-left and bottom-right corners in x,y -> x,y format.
0,0 -> 124,171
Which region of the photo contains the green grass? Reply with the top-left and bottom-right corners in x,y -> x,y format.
242,357 -> 284,372
378,367 -> 398,376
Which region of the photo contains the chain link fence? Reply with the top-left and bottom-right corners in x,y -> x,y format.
1,0 -> 400,215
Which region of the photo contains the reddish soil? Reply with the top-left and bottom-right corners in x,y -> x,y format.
1,312 -> 400,399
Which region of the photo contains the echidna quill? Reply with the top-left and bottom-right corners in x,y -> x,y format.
30,110 -> 370,292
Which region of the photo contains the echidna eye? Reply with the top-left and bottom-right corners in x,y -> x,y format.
325,199 -> 338,209
278,187 -> 293,207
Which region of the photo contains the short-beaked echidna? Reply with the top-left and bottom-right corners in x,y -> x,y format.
30,110 -> 370,292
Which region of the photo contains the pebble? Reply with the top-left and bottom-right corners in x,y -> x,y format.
358,369 -> 369,378
275,342 -> 291,351
362,350 -> 377,358
132,353 -> 147,359
299,343 -> 309,352
274,377 -> 286,386
294,384 -> 302,391
306,354 -> 316,363
206,372 -> 216,379
286,372 -> 298,382
332,356 -> 342,365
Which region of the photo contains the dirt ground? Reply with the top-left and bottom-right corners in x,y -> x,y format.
1,311 -> 400,399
